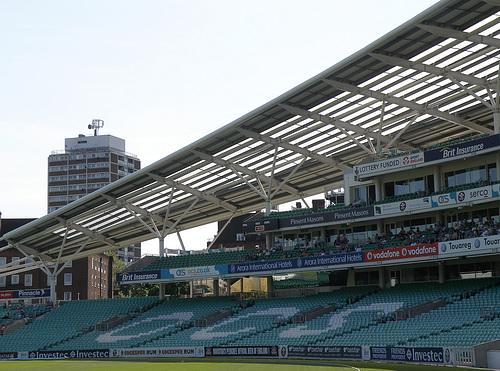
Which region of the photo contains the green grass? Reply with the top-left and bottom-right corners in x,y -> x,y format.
0,359 -> 483,371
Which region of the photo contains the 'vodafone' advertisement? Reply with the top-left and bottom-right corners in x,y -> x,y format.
364,244 -> 438,262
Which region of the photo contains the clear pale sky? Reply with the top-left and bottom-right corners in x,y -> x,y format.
0,0 -> 438,255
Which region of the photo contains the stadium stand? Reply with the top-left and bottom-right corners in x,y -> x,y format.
3,1 -> 500,368
0,297 -> 159,352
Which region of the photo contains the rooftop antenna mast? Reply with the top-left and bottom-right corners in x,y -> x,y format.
88,119 -> 104,136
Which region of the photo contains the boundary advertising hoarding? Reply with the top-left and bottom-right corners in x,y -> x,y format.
205,346 -> 279,357
110,347 -> 204,358
26,349 -> 110,359
370,346 -> 444,364
0,288 -> 50,300
0,352 -> 17,360
287,345 -> 362,359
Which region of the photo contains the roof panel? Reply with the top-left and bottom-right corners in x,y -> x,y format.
2,0 -> 500,264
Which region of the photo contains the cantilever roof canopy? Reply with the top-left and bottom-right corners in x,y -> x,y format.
2,0 -> 500,270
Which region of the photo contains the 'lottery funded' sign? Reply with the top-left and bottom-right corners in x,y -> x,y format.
228,252 -> 364,275
353,152 -> 424,176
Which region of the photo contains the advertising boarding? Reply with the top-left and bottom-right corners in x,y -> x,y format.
117,265 -> 228,283
205,346 -> 279,357
164,265 -> 228,279
353,152 -> 424,177
0,288 -> 50,300
370,346 -> 444,364
26,349 -> 110,359
424,135 -> 500,162
439,234 -> 500,256
374,197 -> 431,215
279,206 -> 374,228
287,345 -> 361,359
116,270 -> 163,283
111,347 -> 204,358
364,244 -> 438,263
228,252 -> 364,276
431,184 -> 498,208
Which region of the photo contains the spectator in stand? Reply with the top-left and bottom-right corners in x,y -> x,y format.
340,234 -> 349,251
334,235 -> 341,250
398,228 -> 406,241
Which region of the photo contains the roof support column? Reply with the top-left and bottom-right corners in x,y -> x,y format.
494,61 -> 500,134
49,273 -> 57,305
206,213 -> 235,251
159,236 -> 165,259
176,232 -> 186,252
494,111 -> 500,135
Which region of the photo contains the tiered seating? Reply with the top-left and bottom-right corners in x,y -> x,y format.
0,297 -> 159,352
2,279 -> 499,351
309,278 -> 500,347
47,296 -> 238,350
428,134 -> 489,151
261,203 -> 356,221
374,191 -> 425,205
144,249 -> 262,270
273,272 -> 330,289
386,149 -> 421,159
144,290 -> 373,348
432,180 -> 489,196
406,282 -> 500,347
260,208 -> 313,220
163,287 -> 377,348
230,279 -> 498,347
